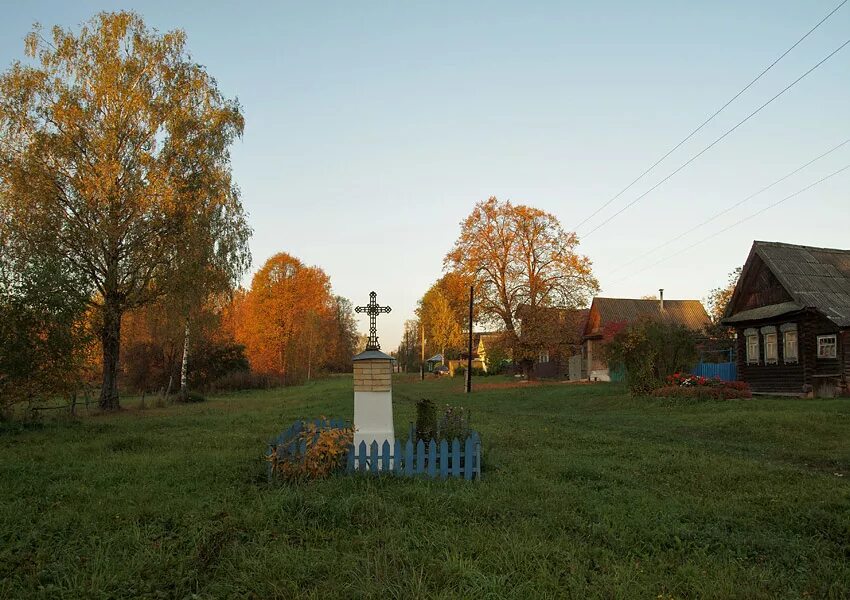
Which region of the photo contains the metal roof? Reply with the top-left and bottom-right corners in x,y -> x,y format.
586,297 -> 711,336
722,301 -> 803,324
746,241 -> 850,327
352,349 -> 394,361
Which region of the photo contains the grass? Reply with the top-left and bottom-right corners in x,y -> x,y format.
1,375 -> 849,599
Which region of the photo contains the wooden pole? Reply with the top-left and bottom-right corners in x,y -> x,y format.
466,285 -> 473,393
420,321 -> 425,381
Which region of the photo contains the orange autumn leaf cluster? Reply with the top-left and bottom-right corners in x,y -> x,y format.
226,252 -> 355,385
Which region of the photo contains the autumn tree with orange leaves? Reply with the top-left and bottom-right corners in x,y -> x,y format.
445,197 -> 599,368
234,253 -> 356,385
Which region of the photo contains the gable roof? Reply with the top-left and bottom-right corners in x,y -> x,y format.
724,241 -> 850,327
584,297 -> 710,338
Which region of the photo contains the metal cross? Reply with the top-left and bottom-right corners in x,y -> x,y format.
355,291 -> 391,351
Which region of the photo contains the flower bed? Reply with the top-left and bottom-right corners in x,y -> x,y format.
651,373 -> 752,400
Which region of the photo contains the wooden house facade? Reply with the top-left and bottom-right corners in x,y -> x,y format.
514,306 -> 589,378
722,241 -> 850,397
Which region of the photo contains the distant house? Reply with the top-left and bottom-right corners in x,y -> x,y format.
515,305 -> 589,378
722,241 -> 850,397
449,332 -> 503,374
582,295 -> 711,381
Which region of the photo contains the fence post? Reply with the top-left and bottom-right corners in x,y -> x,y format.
416,440 -> 425,474
439,439 -> 449,479
358,441 -> 368,472
451,438 -> 461,478
346,444 -> 355,473
381,440 -> 391,472
404,440 -> 414,476
370,441 -> 379,474
463,436 -> 473,480
394,439 -> 404,474
428,439 -> 437,478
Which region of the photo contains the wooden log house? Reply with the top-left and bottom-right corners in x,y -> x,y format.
722,241 -> 850,397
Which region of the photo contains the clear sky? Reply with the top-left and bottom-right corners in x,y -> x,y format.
1,1 -> 848,349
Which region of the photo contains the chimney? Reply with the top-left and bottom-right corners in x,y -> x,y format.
659,288 -> 664,312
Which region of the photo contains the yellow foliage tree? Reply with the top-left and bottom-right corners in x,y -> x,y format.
0,12 -> 251,409
445,197 -> 599,365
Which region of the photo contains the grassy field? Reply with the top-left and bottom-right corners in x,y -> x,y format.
1,375 -> 849,599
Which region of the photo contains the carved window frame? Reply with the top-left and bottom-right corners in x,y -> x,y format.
744,328 -> 759,365
780,323 -> 798,364
761,326 -> 778,364
817,334 -> 837,359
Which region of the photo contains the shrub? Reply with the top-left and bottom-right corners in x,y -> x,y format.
206,371 -> 279,393
181,391 -> 206,403
605,318 -> 699,396
438,404 -> 472,441
415,398 -> 438,442
651,383 -> 752,401
268,419 -> 354,482
189,341 -> 250,390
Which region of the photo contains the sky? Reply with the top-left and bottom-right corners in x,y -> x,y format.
1,1 -> 848,349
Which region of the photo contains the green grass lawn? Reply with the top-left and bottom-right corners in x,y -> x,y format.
1,376 -> 849,599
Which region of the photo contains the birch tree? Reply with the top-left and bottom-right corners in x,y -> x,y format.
0,12 -> 251,409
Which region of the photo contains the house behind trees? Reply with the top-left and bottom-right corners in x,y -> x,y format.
514,306 -> 589,378
581,295 -> 711,381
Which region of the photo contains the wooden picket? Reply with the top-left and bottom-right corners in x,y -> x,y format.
268,419 -> 482,481
346,432 -> 481,480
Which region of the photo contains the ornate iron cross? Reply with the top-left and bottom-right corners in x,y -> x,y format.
355,291 -> 391,351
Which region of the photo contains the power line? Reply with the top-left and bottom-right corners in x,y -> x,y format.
571,0 -> 848,233
607,137 -> 850,276
580,36 -> 850,240
611,162 -> 850,284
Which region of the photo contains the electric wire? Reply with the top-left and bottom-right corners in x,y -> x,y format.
571,0 -> 848,233
610,163 -> 850,284
580,36 -> 850,240
607,138 -> 850,276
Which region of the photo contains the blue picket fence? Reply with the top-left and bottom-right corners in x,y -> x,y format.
692,361 -> 737,381
347,433 -> 481,480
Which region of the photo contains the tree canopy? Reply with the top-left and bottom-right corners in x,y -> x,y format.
445,197 -> 599,360
0,12 -> 251,408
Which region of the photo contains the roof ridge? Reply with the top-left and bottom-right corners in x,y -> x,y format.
594,296 -> 703,302
754,240 -> 850,255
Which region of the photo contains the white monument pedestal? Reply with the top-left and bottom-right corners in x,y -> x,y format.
353,350 -> 394,466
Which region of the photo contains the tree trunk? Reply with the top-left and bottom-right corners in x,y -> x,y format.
180,319 -> 190,401
99,300 -> 122,410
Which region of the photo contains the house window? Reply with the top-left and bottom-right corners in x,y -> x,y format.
817,335 -> 837,359
764,333 -> 778,364
745,329 -> 759,364
539,350 -> 550,364
783,330 -> 798,363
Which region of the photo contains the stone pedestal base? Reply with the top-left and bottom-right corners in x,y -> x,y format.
353,351 -> 394,469
353,390 -> 395,450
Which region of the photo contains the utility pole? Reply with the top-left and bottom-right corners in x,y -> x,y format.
466,284 -> 473,393
420,320 -> 425,381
